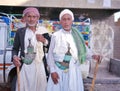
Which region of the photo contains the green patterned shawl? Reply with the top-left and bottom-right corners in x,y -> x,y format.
71,27 -> 86,64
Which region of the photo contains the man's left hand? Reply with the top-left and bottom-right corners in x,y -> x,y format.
92,55 -> 102,63
36,34 -> 46,43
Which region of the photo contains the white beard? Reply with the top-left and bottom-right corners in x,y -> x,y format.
28,23 -> 37,27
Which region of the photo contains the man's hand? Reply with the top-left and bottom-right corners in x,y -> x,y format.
36,34 -> 46,44
51,72 -> 59,84
92,55 -> 102,64
13,55 -> 21,67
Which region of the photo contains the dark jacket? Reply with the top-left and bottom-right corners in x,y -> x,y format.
12,27 -> 51,62
11,27 -> 51,81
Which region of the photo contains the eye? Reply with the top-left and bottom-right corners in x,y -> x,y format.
27,15 -> 37,18
33,16 -> 37,18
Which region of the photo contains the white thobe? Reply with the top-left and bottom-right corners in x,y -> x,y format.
15,26 -> 48,91
47,29 -> 85,91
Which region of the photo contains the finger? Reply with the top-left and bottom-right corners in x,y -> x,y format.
57,73 -> 59,78
54,76 -> 59,84
13,59 -> 21,67
53,78 -> 58,84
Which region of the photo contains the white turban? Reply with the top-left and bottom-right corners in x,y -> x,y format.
59,9 -> 74,21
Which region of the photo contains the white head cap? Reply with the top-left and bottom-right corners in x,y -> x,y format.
59,9 -> 74,21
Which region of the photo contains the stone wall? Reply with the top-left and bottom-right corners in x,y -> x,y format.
90,10 -> 120,60
109,58 -> 120,76
82,9 -> 119,75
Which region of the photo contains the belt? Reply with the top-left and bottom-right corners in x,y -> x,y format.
59,62 -> 69,67
55,61 -> 69,70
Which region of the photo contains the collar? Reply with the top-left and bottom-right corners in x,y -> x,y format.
62,29 -> 72,34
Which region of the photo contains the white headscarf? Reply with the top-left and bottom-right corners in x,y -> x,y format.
59,9 -> 74,21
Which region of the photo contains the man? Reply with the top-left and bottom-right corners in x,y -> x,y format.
46,9 -> 100,91
12,7 -> 50,91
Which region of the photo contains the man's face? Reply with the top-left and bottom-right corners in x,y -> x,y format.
24,12 -> 39,27
60,14 -> 73,31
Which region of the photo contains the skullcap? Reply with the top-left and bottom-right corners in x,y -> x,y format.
23,7 -> 40,17
59,9 -> 74,21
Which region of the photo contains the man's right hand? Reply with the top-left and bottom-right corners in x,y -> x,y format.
13,55 -> 21,67
51,72 -> 59,84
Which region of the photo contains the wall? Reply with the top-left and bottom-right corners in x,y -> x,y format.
114,20 -> 120,59
0,0 -> 120,9
89,10 -> 115,70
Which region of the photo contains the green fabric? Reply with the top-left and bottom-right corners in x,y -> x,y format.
71,27 -> 86,64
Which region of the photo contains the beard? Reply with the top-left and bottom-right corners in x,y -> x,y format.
63,27 -> 71,31
27,23 -> 37,27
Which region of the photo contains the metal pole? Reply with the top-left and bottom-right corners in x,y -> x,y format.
3,49 -> 6,83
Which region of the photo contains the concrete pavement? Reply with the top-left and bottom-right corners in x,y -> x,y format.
83,60 -> 120,91
0,59 -> 120,91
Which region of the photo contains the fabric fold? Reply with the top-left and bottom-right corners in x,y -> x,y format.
72,27 -> 86,64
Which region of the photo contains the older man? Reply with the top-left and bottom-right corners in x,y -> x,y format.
46,9 -> 100,91
12,7 -> 50,91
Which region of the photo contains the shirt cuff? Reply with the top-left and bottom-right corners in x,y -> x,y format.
50,67 -> 56,73
43,39 -> 48,46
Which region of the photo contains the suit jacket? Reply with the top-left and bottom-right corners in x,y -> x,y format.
12,27 -> 51,62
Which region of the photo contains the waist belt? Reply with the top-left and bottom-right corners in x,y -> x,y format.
55,61 -> 69,70
55,54 -> 72,70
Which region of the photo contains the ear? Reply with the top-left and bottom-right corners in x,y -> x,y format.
59,20 -> 62,24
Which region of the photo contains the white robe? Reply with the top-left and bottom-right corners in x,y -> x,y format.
47,29 -> 84,91
15,26 -> 48,91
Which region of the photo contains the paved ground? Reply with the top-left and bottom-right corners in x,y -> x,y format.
84,83 -> 120,91
83,60 -> 120,91
0,60 -> 120,91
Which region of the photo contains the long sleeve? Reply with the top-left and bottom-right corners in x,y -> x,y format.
47,35 -> 56,73
11,27 -> 26,61
12,29 -> 21,61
